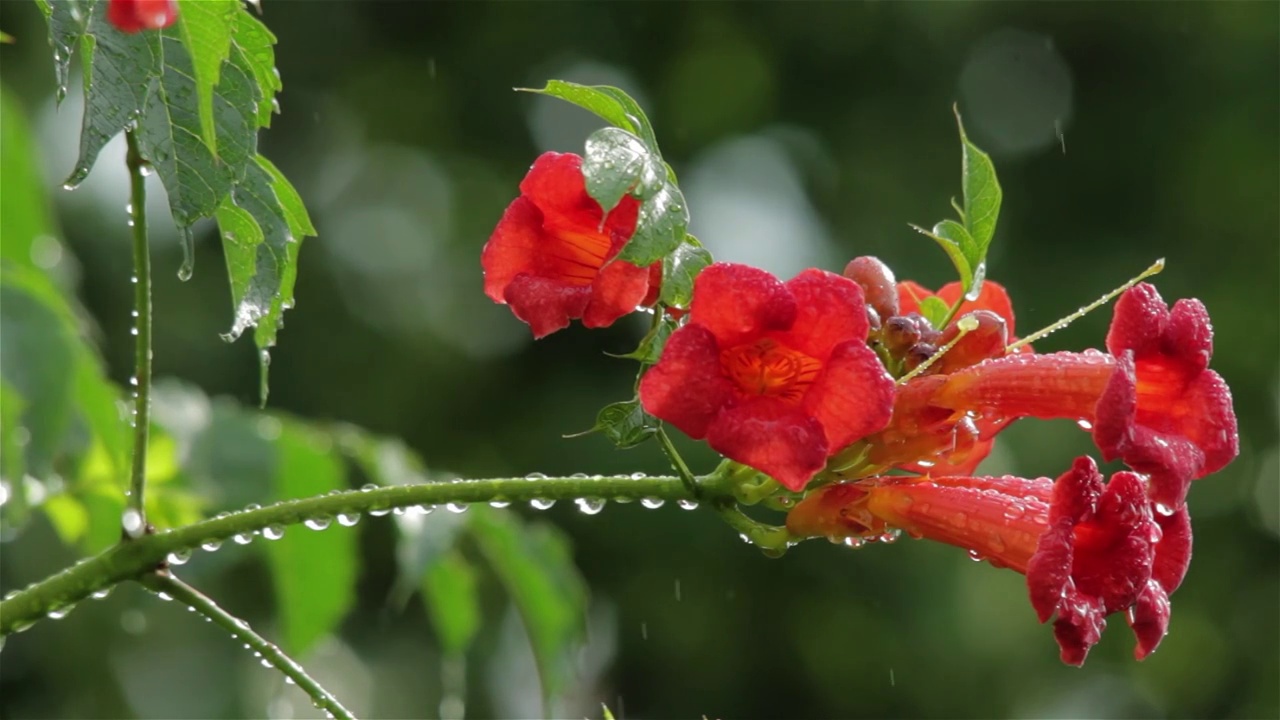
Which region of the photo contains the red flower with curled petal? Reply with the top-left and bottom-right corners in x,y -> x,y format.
482,152 -> 660,338
107,0 -> 177,33
929,282 -> 1238,511
639,263 -> 895,491
786,456 -> 1193,665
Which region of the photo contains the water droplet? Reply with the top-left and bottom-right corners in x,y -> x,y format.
262,525 -> 285,540
177,227 -> 195,281
915,459 -> 935,468
369,506 -> 392,517
138,164 -> 153,178
91,587 -> 114,600
1076,418 -> 1094,431
676,499 -> 699,511
155,591 -> 173,602
967,549 -> 985,562
201,539 -> 223,552
47,605 -> 73,620
640,497 -> 665,509
167,549 -> 192,566
878,529 -> 902,544
260,658 -> 273,668
245,503 -> 262,512
630,472 -> 648,480
304,516 -> 332,531
285,677 -> 296,685
233,533 -> 254,545
843,536 -> 866,549
121,508 -> 144,537
575,497 -> 606,515
337,513 -> 361,527
1154,502 -> 1175,517
488,499 -> 511,509
525,472 -> 548,480
445,502 -> 469,514
529,498 -> 555,510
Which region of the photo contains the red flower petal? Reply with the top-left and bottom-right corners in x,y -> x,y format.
519,153 -> 638,241
804,341 -> 894,451
689,263 -> 797,348
107,0 -> 177,33
706,399 -> 829,491
638,324 -> 738,439
503,274 -> 590,338
775,269 -> 870,361
582,258 -> 654,329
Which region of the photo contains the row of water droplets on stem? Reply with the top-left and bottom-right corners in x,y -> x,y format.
1,571 -> 119,636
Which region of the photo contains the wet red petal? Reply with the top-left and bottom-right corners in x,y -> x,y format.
690,263 -> 797,348
898,280 -> 1017,336
519,153 -> 639,240
638,324 -> 738,439
503,274 -> 589,339
706,399 -> 828,491
803,341 -> 895,451
582,258 -> 654,329
775,269 -> 870,361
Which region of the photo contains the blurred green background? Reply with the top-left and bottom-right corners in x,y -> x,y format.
2,2 -> 1277,718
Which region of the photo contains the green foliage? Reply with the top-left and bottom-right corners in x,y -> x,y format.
911,108 -> 1003,298
174,0 -> 237,155
421,551 -> 481,657
660,235 -> 713,309
588,400 -> 660,449
917,295 -> 951,330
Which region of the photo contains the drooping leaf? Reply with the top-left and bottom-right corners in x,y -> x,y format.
659,235 -> 712,309
955,107 -> 1002,278
266,423 -> 358,656
175,0 -> 237,155
64,0 -> 162,189
619,184 -> 689,267
469,508 -> 588,704
587,400 -> 659,449
230,9 -> 280,129
421,551 -> 481,657
581,127 -> 664,214
521,80 -> 661,156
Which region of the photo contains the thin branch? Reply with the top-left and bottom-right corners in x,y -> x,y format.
656,427 -> 701,499
0,473 -> 696,634
139,573 -> 356,720
124,129 -> 152,535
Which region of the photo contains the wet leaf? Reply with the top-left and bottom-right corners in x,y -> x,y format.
469,508 -> 588,705
266,423 -> 358,657
614,315 -> 676,365
588,399 -> 659,449
910,220 -> 974,295
230,9 -> 280,128
175,0 -> 237,155
660,235 -> 712,309
619,184 -> 689,267
422,551 -> 481,657
522,80 -> 661,156
918,295 -> 951,330
955,108 -> 1002,274
36,0 -> 94,105
582,127 -> 662,214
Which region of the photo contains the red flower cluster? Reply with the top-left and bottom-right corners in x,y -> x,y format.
482,152 -> 1239,664
482,153 -> 659,338
107,0 -> 177,33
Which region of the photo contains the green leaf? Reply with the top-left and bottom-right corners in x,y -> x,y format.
659,235 -> 712,308
421,551 -> 481,657
64,0 -> 162,189
37,0 -> 94,105
256,155 -> 317,236
74,353 -> 127,483
1,86 -> 57,269
917,295 -> 950,330
391,508 -> 468,608
175,0 -> 237,156
42,493 -> 89,545
230,9 -> 280,129
619,184 -> 689,267
581,127 -> 663,214
215,157 -> 309,401
266,423 -> 358,656
0,380 -> 27,486
469,508 -> 588,704
521,80 -> 661,156
910,220 -> 974,295
613,316 -> 676,365
955,107 -> 1002,274
588,399 -> 659,449
138,27 -> 257,231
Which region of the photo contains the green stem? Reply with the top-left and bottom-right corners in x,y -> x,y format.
0,474 -> 696,635
139,573 -> 355,720
656,427 -> 700,499
124,130 -> 152,534
713,501 -> 794,555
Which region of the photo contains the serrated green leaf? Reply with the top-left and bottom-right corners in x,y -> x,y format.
422,551 -> 481,657
659,235 -> 712,308
470,508 -> 588,704
917,295 -> 951,329
954,108 -> 1002,277
230,9 -> 280,128
522,80 -> 661,156
175,0 -> 237,156
255,155 -> 317,236
64,0 -> 162,189
38,0 -> 95,105
910,220 -> 974,295
582,127 -> 663,214
138,28 -> 257,231
594,399 -> 658,449
266,424 -> 357,656
619,184 -> 689,267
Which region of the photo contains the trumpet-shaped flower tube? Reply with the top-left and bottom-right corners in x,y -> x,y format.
640,263 -> 895,491
482,152 -> 658,338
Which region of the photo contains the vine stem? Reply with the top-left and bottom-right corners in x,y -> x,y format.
124,129 -> 152,534
0,474 -> 695,635
139,572 -> 355,720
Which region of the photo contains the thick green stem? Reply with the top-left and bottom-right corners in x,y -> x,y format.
124,130 -> 152,533
139,573 -> 355,720
0,474 -> 694,635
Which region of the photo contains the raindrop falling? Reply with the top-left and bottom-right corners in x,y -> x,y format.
177,227 -> 195,281
262,525 -> 285,540
304,516 -> 332,531
167,549 -> 192,566
676,499 -> 699,511
575,497 -> 606,515
640,497 -> 665,509
336,513 -> 361,527
529,498 -> 555,510
445,503 -> 469,514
